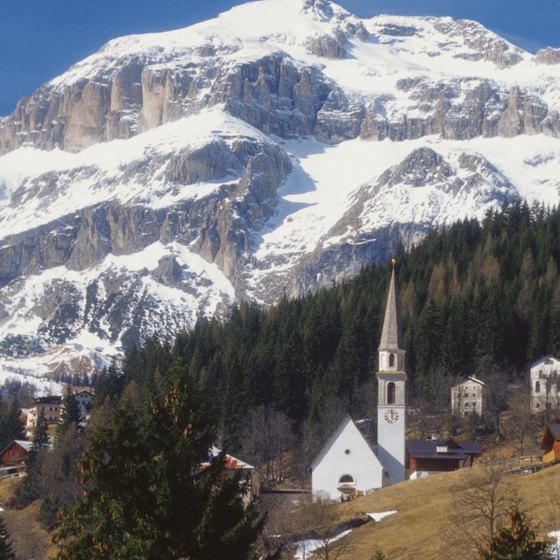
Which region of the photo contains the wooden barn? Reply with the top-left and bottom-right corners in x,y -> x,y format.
0,440 -> 32,466
406,439 -> 481,479
541,423 -> 560,463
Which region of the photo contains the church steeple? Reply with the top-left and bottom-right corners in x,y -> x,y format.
378,265 -> 404,353
378,262 -> 406,373
376,261 -> 407,485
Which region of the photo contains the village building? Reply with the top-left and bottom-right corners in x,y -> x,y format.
73,388 -> 94,420
541,423 -> 560,463
310,263 -> 482,500
25,395 -> 62,437
451,376 -> 486,416
0,440 -> 32,466
310,264 -> 407,500
204,447 -> 261,503
529,355 -> 560,412
310,415 -> 385,500
406,439 -> 481,479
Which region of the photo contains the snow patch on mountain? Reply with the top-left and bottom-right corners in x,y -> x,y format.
0,109 -> 272,236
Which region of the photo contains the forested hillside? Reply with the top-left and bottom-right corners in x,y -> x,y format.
97,202 -> 560,450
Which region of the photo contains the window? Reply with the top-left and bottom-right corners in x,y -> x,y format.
387,382 -> 396,404
389,353 -> 395,368
338,474 -> 354,484
536,381 -> 541,393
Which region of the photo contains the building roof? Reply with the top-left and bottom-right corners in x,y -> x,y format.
529,355 -> 560,369
378,266 -> 403,351
453,376 -> 486,389
309,414 -> 378,471
206,446 -> 255,470
548,423 -> 560,441
407,439 -> 481,461
544,423 -> 560,442
32,396 -> 62,405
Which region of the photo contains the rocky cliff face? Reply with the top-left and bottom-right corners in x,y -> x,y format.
1,0 -> 560,378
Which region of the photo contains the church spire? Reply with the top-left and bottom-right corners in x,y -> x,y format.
378,263 -> 403,352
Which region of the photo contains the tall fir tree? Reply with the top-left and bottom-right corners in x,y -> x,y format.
57,386 -> 81,437
22,409 -> 50,501
52,380 -> 265,560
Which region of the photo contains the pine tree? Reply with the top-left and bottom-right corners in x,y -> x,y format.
0,516 -> 15,560
52,380 -> 265,560
0,399 -> 25,450
57,386 -> 81,436
22,409 -> 50,501
478,503 -> 552,560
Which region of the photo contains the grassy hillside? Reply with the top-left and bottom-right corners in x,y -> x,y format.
336,463 -> 560,559
0,477 -> 56,560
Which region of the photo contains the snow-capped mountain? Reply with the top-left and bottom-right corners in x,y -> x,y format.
1,0 -> 560,379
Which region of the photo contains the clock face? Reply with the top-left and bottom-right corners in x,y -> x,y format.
384,409 -> 399,423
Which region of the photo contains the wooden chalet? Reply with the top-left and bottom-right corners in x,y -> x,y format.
203,447 -> 261,503
541,423 -> 560,463
406,439 -> 481,479
0,440 -> 32,466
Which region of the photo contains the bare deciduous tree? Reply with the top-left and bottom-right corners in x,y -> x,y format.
264,498 -> 354,560
448,461 -> 515,555
242,405 -> 295,482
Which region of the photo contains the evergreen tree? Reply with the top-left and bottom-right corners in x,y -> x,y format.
478,504 -> 552,560
52,380 -> 265,560
22,410 -> 50,501
57,386 -> 81,436
0,398 -> 25,451
0,516 -> 15,560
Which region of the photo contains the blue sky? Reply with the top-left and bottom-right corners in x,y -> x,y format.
1,0 -> 559,116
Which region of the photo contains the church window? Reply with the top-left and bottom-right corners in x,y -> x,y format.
389,353 -> 395,368
344,449 -> 351,455
536,403 -> 541,409
387,382 -> 396,404
536,381 -> 541,393
338,474 -> 354,484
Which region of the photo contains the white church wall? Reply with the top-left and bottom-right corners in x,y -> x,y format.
311,419 -> 383,501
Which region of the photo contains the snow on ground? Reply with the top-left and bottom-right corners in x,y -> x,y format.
549,531 -> 560,558
367,511 -> 397,522
294,529 -> 352,560
292,511 -> 396,559
0,365 -> 64,396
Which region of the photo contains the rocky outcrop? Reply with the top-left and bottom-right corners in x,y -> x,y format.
1,9 -> 556,158
306,31 -> 347,58
433,19 -> 524,68
0,138 -> 290,294
535,48 -> 560,65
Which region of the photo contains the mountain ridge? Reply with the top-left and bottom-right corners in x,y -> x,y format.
1,0 -> 560,382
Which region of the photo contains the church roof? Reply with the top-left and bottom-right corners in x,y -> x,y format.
309,415 -> 379,472
379,267 -> 403,351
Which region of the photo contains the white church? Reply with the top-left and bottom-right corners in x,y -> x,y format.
310,265 -> 407,500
